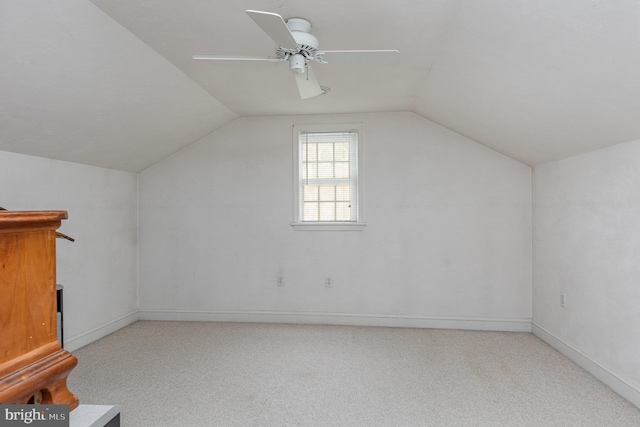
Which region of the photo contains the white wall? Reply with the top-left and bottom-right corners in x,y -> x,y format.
138,112 -> 532,330
0,150 -> 138,351
533,139 -> 640,406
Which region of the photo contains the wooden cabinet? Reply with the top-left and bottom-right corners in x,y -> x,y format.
0,211 -> 78,409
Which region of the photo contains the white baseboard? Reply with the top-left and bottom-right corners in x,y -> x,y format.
64,311 -> 139,352
138,309 -> 531,332
532,322 -> 640,409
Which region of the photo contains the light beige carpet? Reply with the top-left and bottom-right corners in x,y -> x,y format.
68,321 -> 640,426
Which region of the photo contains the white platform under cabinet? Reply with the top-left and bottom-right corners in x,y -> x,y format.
70,405 -> 121,427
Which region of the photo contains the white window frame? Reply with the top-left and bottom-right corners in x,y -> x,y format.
292,123 -> 366,231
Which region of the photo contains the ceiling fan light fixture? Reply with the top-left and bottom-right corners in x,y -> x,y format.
289,54 -> 307,75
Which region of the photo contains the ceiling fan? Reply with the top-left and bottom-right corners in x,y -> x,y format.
193,10 -> 400,99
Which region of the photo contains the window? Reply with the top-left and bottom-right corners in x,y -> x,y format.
292,123 -> 365,230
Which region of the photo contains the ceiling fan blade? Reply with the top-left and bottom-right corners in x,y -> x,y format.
246,10 -> 298,51
316,50 -> 400,66
294,66 -> 323,99
192,55 -> 281,62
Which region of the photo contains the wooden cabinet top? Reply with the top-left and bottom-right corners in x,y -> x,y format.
0,211 -> 68,233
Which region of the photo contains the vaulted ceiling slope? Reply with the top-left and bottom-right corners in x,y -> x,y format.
0,1 -> 237,172
2,1 -> 639,172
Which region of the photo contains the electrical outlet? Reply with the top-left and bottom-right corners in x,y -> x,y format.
277,275 -> 285,286
324,276 -> 333,288
560,292 -> 566,308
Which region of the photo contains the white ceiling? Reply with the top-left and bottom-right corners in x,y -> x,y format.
2,0 -> 640,172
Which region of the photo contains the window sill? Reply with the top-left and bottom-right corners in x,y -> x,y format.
291,222 -> 366,231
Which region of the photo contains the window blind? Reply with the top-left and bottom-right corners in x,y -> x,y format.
299,131 -> 358,222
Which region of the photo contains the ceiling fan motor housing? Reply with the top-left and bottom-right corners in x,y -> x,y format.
277,17 -> 319,68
